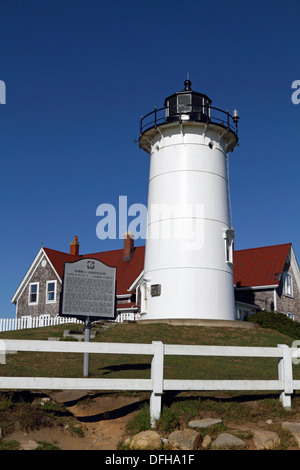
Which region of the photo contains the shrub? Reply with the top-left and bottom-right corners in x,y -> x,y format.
247,311 -> 300,339
14,402 -> 53,432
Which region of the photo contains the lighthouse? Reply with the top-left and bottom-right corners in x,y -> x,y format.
139,80 -> 239,321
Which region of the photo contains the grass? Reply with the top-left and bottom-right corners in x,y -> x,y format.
0,321 -> 298,382
0,390 -> 84,444
2,320 -> 300,448
0,391 -> 56,435
36,441 -> 61,450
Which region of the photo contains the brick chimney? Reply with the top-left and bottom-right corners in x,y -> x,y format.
70,235 -> 79,256
123,231 -> 134,261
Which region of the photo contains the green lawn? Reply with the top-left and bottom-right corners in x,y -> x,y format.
0,321 -> 299,383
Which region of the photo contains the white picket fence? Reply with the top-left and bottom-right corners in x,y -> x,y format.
0,316 -> 83,332
0,312 -> 140,333
0,340 -> 299,425
115,312 -> 140,323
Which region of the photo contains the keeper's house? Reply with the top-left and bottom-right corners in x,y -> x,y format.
234,243 -> 300,321
11,236 -> 300,324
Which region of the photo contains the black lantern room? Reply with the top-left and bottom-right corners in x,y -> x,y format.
139,79 -> 239,148
164,79 -> 212,123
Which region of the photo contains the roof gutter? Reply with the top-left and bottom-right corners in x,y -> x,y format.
235,284 -> 278,291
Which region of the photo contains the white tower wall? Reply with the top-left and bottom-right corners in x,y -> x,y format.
139,83 -> 238,322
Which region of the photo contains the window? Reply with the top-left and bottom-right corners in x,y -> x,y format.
283,272 -> 293,297
151,284 -> 161,297
286,312 -> 295,321
177,94 -> 192,114
28,283 -> 39,305
223,229 -> 234,265
140,281 -> 148,314
46,280 -> 57,303
236,307 -> 251,322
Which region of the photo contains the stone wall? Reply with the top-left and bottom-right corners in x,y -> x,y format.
276,259 -> 300,321
235,289 -> 275,311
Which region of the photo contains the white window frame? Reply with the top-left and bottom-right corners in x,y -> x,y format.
28,282 -> 39,305
286,312 -> 295,321
46,280 -> 57,304
140,281 -> 148,314
283,272 -> 293,297
223,229 -> 234,266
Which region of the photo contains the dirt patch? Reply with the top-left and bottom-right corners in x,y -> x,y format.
6,426 -> 99,450
3,391 -> 146,450
50,391 -> 146,450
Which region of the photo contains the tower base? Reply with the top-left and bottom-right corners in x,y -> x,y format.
139,318 -> 257,329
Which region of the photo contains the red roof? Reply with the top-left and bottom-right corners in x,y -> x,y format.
44,242 -> 292,295
233,243 -> 291,288
44,245 -> 145,296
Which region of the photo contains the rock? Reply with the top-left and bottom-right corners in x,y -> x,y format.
40,397 -> 52,406
253,430 -> 280,450
282,422 -> 300,447
128,431 -> 162,450
266,419 -> 273,425
123,437 -> 132,447
211,433 -> 246,450
202,435 -> 212,448
189,418 -> 222,429
168,429 -> 201,450
19,440 -> 39,450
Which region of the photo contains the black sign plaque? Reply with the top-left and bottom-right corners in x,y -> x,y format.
59,258 -> 116,320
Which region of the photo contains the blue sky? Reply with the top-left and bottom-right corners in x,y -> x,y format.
0,0 -> 299,318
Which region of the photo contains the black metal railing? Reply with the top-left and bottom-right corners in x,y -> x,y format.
140,104 -> 238,137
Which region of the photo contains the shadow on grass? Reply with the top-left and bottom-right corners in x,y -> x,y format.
74,399 -> 149,423
98,363 -> 151,375
161,390 -> 284,406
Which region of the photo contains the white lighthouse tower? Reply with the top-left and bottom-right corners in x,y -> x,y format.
139,79 -> 239,321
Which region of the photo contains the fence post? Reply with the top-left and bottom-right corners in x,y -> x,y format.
278,344 -> 293,408
150,341 -> 164,427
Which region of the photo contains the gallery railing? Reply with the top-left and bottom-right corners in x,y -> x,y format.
140,104 -> 238,137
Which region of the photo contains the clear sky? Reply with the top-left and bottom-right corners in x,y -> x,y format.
0,0 -> 299,318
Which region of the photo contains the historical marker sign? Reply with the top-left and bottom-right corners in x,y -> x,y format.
59,258 -> 116,321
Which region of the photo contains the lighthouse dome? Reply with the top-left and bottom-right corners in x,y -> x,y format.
164,79 -> 212,123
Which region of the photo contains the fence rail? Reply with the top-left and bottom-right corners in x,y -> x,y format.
0,340 -> 298,426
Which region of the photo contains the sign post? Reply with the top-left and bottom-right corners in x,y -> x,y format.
59,258 -> 116,377
83,316 -> 91,377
